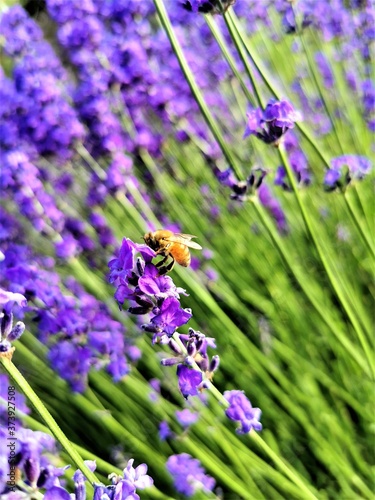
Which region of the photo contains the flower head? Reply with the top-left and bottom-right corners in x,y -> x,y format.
324,155 -> 372,190
177,365 -> 203,398
166,453 -> 215,497
224,390 -> 262,434
244,98 -> 302,145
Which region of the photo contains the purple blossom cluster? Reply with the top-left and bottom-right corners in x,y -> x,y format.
0,386 -> 153,500
224,390 -> 262,434
108,238 -> 220,398
0,289 -> 27,355
0,425 -> 64,496
0,211 -> 138,392
244,98 -> 302,146
215,166 -> 288,233
0,6 -> 85,159
109,237 -> 263,440
166,453 -> 215,496
324,155 -> 373,191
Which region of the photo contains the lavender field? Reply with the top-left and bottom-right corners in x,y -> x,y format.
0,0 -> 374,498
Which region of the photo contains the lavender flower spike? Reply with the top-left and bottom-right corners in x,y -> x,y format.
224,390 -> 262,434
166,453 -> 215,497
244,98 -> 302,146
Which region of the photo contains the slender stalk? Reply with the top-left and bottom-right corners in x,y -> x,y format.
292,6 -> 345,156
171,335 -> 319,500
250,197 -> 369,374
278,145 -> 374,378
251,432 -> 319,500
0,354 -> 99,486
226,10 -> 332,169
220,12 -> 263,107
342,190 -> 375,258
153,0 -> 242,178
205,15 -> 255,105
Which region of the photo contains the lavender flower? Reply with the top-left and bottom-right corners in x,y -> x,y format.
0,240 -> 132,392
0,5 -> 43,57
176,365 -> 203,398
161,327 -> 219,398
98,459 -> 153,499
224,390 -> 262,434
0,426 -> 67,497
324,155 -> 372,191
175,408 -> 199,428
159,420 -> 174,440
166,453 -> 215,497
244,98 -> 302,146
109,238 -> 191,341
0,288 -> 27,354
215,166 -> 267,202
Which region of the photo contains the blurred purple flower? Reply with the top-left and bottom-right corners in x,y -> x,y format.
0,6 -> 43,57
224,390 -> 262,434
166,453 -> 215,497
258,183 -> 288,233
175,408 -> 199,428
159,420 -> 174,440
324,155 -> 372,190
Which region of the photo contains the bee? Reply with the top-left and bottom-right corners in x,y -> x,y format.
143,229 -> 202,275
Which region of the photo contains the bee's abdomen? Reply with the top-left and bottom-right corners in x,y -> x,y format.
172,244 -> 191,267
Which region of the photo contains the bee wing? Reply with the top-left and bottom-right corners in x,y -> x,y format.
165,233 -> 202,250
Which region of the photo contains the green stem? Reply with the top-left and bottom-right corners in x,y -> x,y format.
279,145 -> 374,378
227,10 -> 331,170
250,198 -> 369,375
0,354 -> 99,485
342,190 -> 375,258
221,13 -> 263,107
172,335 -> 318,499
153,0 -> 242,178
251,432 -> 319,500
204,15 -> 255,105
292,7 -> 344,156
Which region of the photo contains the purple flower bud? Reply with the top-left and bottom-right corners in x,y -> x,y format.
209,355 -> 220,373
187,341 -> 197,357
73,469 -> 86,500
161,357 -> 180,367
244,98 -> 301,145
24,456 -> 41,487
8,321 -> 25,342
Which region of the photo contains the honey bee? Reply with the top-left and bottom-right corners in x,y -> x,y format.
143,229 -> 202,274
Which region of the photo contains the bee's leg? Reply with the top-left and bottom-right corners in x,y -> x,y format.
158,257 -> 175,275
156,254 -> 169,268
